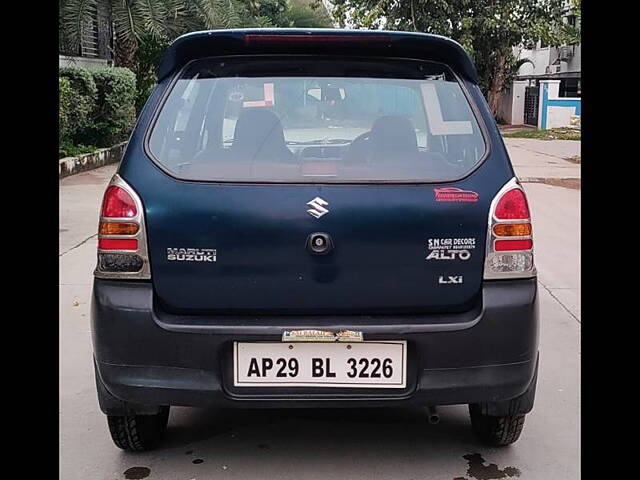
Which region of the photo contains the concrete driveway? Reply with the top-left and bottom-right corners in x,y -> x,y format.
504,138 -> 580,181
60,154 -> 580,479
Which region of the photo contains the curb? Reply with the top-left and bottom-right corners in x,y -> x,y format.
519,177 -> 581,189
59,142 -> 127,179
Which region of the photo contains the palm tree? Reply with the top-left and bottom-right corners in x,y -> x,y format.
61,0 -> 333,113
61,0 -> 333,71
60,0 -> 186,69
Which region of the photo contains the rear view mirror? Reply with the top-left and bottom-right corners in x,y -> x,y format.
306,85 -> 346,102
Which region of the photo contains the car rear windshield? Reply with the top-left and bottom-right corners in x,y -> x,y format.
148,56 -> 486,183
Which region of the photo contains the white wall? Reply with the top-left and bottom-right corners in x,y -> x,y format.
517,45 -> 552,76
547,105 -> 579,129
497,80 -> 527,126
516,42 -> 581,77
562,44 -> 581,75
59,55 -> 112,69
538,80 -> 581,129
510,81 -> 527,125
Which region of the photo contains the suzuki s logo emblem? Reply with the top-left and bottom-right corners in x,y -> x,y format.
306,197 -> 329,218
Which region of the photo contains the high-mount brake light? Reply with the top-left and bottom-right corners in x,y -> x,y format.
95,175 -> 150,279
244,34 -> 391,46
484,178 -> 536,279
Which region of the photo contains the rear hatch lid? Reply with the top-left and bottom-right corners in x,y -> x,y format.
139,46 -> 493,315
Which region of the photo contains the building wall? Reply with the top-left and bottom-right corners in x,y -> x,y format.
516,43 -> 580,78
517,45 -> 552,77
563,44 -> 581,75
510,81 -> 527,125
59,0 -> 113,66
500,2 -> 580,127
59,55 -> 112,69
538,80 -> 581,129
498,80 -> 527,125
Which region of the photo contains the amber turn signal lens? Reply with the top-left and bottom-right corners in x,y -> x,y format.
99,222 -> 139,235
493,223 -> 532,237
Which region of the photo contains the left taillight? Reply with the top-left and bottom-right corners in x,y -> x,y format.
484,178 -> 536,279
94,175 -> 150,279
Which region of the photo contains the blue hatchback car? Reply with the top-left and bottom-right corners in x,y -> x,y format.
91,29 -> 539,451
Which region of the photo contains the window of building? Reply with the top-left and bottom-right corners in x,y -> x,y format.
559,78 -> 580,98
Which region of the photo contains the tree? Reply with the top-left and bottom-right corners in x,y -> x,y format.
61,0 -> 333,69
60,0 -> 333,110
331,0 -> 577,116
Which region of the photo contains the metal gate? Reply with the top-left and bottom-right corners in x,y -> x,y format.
524,86 -> 539,126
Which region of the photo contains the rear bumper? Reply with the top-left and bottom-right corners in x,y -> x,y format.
91,278 -> 539,412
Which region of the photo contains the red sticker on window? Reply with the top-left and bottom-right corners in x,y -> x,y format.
243,83 -> 275,108
434,188 -> 479,202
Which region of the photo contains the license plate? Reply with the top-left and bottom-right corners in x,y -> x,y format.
233,341 -> 407,388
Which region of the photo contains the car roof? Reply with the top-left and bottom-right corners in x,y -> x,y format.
156,28 -> 478,83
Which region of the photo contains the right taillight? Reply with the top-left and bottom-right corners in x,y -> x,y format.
484,178 -> 536,279
94,175 -> 150,279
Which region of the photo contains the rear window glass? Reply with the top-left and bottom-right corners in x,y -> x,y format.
148,56 -> 486,183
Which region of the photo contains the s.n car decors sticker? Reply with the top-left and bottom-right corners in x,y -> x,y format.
426,237 -> 476,261
434,187 -> 479,203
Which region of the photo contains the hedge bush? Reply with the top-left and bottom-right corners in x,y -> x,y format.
59,77 -> 73,144
59,66 -> 137,156
90,68 -> 137,146
59,67 -> 97,145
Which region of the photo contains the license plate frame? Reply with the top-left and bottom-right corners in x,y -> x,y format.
233,341 -> 407,388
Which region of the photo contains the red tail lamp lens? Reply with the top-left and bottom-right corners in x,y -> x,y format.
494,189 -> 530,220
495,239 -> 533,251
98,238 -> 138,251
101,186 -> 137,218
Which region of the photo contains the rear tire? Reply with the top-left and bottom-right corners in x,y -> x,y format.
469,403 -> 525,446
107,406 -> 170,451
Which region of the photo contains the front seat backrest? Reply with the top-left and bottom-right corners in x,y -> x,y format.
230,108 -> 293,162
369,115 -> 419,161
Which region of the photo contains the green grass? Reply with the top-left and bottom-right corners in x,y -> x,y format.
502,128 -> 580,141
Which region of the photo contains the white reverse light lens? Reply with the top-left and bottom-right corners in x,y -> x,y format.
489,252 -> 533,273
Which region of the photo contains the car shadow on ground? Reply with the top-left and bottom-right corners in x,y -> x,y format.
163,405 -> 474,450
131,405 -> 523,480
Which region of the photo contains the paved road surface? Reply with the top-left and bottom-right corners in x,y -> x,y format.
60,156 -> 580,480
504,138 -> 580,180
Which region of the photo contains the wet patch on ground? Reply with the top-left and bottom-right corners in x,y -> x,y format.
453,453 -> 521,480
123,466 -> 151,479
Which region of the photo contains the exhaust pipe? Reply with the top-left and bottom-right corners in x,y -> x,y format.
427,406 -> 440,425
